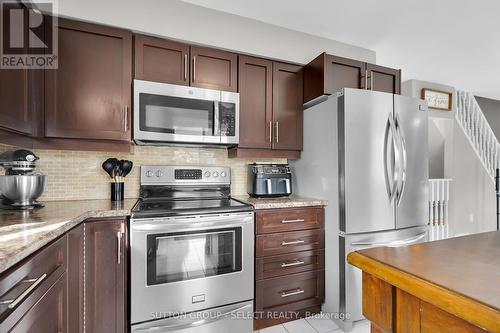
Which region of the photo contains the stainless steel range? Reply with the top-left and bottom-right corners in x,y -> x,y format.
130,165 -> 254,333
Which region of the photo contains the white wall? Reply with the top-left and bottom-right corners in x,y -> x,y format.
57,0 -> 376,65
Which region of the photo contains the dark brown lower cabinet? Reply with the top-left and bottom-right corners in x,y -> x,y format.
67,224 -> 84,333
85,218 -> 127,333
254,207 -> 325,330
8,273 -> 67,333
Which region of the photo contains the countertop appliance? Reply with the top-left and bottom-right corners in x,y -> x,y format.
134,80 -> 239,147
247,163 -> 292,198
130,165 -> 254,333
291,89 -> 429,331
0,149 -> 46,209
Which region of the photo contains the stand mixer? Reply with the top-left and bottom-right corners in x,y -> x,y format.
0,149 -> 47,209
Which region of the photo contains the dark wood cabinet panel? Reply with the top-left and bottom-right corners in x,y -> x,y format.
0,69 -> 36,135
304,53 -> 365,104
238,55 -> 273,149
256,207 -> 324,234
190,46 -> 237,92
272,62 -> 303,151
366,63 -> 401,94
256,249 -> 325,280
67,225 -> 84,333
255,270 -> 324,312
256,229 -> 324,258
85,218 -> 126,333
45,18 -> 132,141
134,35 -> 189,85
8,273 -> 67,333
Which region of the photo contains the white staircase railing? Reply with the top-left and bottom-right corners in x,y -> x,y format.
456,91 -> 500,181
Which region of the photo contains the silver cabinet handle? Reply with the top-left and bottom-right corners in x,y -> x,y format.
117,231 -> 123,264
124,105 -> 128,132
269,121 -> 272,143
275,121 -> 279,143
281,260 -> 305,268
281,218 -> 305,224
266,179 -> 272,194
281,288 -> 304,298
2,273 -> 48,309
184,54 -> 188,80
193,56 -> 196,82
281,239 -> 305,246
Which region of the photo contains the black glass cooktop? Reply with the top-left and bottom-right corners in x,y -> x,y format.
131,197 -> 252,218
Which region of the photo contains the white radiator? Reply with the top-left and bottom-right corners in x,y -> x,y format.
429,179 -> 452,241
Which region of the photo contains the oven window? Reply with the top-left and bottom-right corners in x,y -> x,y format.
139,93 -> 215,136
146,227 -> 242,285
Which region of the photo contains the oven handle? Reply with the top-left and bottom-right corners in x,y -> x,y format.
132,303 -> 252,332
131,215 -> 254,232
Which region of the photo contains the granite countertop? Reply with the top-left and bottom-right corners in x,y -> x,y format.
0,199 -> 136,274
233,195 -> 327,210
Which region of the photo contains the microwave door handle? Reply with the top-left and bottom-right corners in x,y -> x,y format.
266,179 -> 272,194
214,101 -> 220,137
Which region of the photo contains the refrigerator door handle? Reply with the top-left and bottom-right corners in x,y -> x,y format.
395,112 -> 407,206
384,113 -> 399,203
350,232 -> 427,247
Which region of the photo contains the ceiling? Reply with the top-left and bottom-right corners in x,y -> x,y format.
182,0 -> 500,100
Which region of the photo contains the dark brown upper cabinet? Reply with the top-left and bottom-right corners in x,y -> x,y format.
0,69 -> 38,136
44,18 -> 132,142
231,59 -> 303,159
238,55 -> 273,149
190,46 -> 238,92
303,52 -> 401,106
85,218 -> 127,333
272,62 -> 303,151
134,34 -> 189,85
366,63 -> 401,94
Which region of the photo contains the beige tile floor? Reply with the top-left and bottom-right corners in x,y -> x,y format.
254,318 -> 370,333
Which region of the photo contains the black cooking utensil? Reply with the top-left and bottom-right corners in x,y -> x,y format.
120,160 -> 133,178
102,160 -> 115,179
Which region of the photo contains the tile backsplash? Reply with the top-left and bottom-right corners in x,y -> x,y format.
0,144 -> 285,201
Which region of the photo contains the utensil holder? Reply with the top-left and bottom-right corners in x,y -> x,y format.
111,182 -> 124,202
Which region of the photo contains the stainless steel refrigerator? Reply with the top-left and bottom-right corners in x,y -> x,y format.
291,88 -> 429,331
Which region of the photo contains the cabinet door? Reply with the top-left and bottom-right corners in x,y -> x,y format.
85,219 -> 126,333
190,46 -> 237,92
67,225 -> 84,333
238,55 -> 273,149
134,35 -> 189,85
366,63 -> 401,94
272,62 -> 303,151
9,273 -> 67,333
45,19 -> 132,141
326,55 -> 366,93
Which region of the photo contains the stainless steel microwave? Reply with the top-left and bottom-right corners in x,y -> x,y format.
133,80 -> 239,146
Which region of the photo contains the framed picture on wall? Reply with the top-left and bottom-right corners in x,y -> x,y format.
421,88 -> 453,111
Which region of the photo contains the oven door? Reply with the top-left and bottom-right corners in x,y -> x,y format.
130,212 -> 254,325
134,80 -> 222,144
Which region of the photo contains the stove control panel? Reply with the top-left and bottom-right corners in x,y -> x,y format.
141,165 -> 230,185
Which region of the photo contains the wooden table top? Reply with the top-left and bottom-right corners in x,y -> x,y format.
348,231 -> 500,331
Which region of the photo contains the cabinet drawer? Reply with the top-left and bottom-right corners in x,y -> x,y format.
256,229 -> 324,257
256,270 -> 324,311
0,236 -> 67,327
7,272 -> 67,333
256,249 -> 325,280
256,208 -> 324,234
